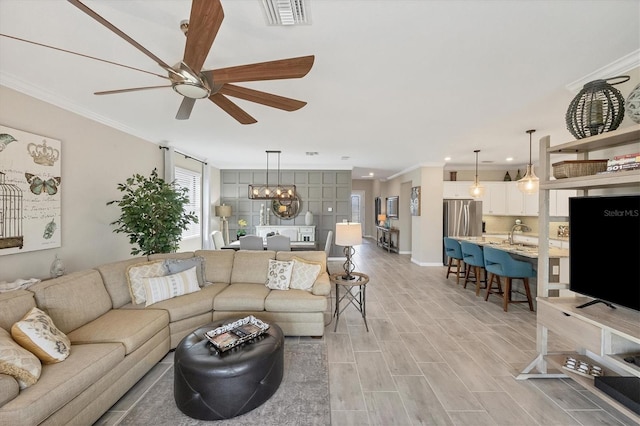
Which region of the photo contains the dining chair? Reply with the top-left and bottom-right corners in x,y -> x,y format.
211,230 -> 225,250
266,234 -> 291,251
443,237 -> 464,285
239,235 -> 264,250
483,245 -> 536,312
459,240 -> 487,296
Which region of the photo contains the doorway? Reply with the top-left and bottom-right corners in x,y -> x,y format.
351,190 -> 365,236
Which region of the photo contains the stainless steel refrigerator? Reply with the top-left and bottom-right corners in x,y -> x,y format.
443,199 -> 483,264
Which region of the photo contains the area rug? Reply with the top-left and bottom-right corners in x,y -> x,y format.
119,340 -> 330,426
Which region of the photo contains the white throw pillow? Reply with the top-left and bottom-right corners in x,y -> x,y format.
142,266 -> 201,307
265,259 -> 294,290
289,257 -> 322,291
11,307 -> 71,364
126,260 -> 168,305
0,328 -> 41,389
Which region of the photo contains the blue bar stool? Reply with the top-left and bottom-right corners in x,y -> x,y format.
483,246 -> 536,312
443,237 -> 465,285
459,241 -> 487,296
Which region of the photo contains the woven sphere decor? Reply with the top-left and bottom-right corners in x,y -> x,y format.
565,76 -> 629,139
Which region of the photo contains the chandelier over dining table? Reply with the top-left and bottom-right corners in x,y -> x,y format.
248,150 -> 296,200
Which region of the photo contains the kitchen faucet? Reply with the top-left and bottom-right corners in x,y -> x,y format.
508,223 -> 531,245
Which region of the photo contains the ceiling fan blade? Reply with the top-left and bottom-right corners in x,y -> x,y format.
94,85 -> 171,95
203,55 -> 315,85
68,0 -> 175,73
0,34 -> 169,80
209,93 -> 257,124
219,84 -> 307,111
176,97 -> 197,120
183,0 -> 224,74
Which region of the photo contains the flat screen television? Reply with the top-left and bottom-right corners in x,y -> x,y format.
569,194 -> 640,311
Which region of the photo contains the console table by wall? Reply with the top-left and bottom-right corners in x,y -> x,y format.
376,226 -> 398,253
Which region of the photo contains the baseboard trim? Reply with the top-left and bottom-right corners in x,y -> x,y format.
411,258 -> 445,267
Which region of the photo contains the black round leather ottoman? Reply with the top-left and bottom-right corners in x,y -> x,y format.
173,319 -> 284,420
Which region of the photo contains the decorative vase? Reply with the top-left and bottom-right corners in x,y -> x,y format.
625,82 -> 640,124
515,169 -> 522,180
449,171 -> 457,181
50,254 -> 65,278
304,211 -> 313,226
504,171 -> 512,181
565,76 -> 628,139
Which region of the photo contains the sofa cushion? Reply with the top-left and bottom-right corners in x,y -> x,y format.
230,250 -> 275,284
29,269 -> 113,334
195,249 -> 235,284
266,259 -> 294,290
126,260 -> 168,305
0,289 -> 36,332
0,328 -> 41,389
0,373 -> 19,406
289,257 -> 322,291
142,267 -> 201,307
0,342 -> 124,426
213,283 -> 271,311
264,289 -> 328,312
276,250 -> 327,274
95,257 -> 147,308
164,256 -> 206,287
11,307 -> 71,364
148,251 -> 195,261
66,309 -> 168,355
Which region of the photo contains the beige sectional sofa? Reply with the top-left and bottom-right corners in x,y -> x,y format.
0,249 -> 329,426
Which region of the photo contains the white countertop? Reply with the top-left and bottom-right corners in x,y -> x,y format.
452,236 -> 569,259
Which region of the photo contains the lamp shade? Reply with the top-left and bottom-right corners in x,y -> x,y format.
377,214 -> 386,222
335,223 -> 362,246
215,204 -> 232,218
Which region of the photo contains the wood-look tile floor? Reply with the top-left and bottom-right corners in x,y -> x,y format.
97,238 -> 638,425
325,238 -> 637,426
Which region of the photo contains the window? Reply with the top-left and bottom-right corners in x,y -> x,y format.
174,166 -> 201,239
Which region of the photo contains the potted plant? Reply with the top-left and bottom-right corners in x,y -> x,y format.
107,168 -> 198,255
237,219 -> 248,239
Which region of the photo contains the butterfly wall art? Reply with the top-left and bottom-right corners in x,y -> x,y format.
25,173 -> 61,196
0,124 -> 61,255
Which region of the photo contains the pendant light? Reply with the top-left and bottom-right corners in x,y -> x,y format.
517,129 -> 539,195
248,150 -> 296,200
469,149 -> 485,198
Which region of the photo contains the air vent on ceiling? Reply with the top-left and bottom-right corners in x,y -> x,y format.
261,0 -> 310,26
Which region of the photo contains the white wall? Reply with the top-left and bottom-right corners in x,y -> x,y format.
0,86 -> 220,282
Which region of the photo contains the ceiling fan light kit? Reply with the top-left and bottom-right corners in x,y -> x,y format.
66,0 -> 314,124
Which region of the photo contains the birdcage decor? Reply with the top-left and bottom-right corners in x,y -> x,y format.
0,171 -> 24,250
565,76 -> 629,139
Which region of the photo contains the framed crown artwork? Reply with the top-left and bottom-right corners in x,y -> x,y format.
0,125 -> 61,255
410,186 -> 421,216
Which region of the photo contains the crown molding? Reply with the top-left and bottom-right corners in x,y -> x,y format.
566,49 -> 640,92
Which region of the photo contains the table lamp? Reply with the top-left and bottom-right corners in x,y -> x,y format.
214,204 -> 232,246
377,214 -> 386,227
335,222 -> 362,280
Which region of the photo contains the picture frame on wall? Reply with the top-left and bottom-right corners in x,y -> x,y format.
386,196 -> 399,219
410,186 -> 421,216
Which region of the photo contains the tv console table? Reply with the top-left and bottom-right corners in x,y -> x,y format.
376,226 -> 398,253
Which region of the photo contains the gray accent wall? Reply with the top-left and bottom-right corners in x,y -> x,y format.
220,169 -> 352,256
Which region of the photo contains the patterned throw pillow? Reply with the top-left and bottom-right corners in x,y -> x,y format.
0,328 -> 41,389
142,266 -> 201,307
164,257 -> 207,287
126,260 -> 168,305
11,307 -> 71,364
265,259 -> 294,290
289,257 -> 322,291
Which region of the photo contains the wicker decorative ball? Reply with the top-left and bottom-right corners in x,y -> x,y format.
625,83 -> 640,124
565,76 -> 628,139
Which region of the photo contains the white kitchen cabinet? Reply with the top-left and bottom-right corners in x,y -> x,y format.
483,182 -> 507,215
442,182 -> 473,199
505,182 -> 538,216
518,125 -> 640,421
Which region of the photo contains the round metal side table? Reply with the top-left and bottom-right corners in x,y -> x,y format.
330,272 -> 370,332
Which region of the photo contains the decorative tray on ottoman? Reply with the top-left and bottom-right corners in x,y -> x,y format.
205,315 -> 270,353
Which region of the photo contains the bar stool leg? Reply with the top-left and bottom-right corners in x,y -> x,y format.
503,278 -> 511,312
523,278 -> 534,311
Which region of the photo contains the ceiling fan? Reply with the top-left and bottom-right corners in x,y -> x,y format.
65,0 -> 314,124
